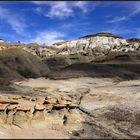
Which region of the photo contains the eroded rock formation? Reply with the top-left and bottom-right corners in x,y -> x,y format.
0,92 -> 85,129
55,32 -> 140,56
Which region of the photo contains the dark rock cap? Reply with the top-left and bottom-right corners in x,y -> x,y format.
127,38 -> 140,43
79,32 -> 123,39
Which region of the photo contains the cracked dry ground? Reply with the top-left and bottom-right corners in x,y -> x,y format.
0,77 -> 139,139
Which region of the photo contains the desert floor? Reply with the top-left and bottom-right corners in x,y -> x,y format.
0,77 -> 139,139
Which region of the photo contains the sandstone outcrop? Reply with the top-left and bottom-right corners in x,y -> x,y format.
0,93 -> 84,128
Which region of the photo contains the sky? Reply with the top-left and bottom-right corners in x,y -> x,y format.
0,1 -> 140,45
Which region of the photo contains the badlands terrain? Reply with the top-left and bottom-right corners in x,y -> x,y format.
0,32 -> 139,139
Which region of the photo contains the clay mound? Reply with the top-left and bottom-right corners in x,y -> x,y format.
0,48 -> 50,81
47,50 -> 140,80
43,50 -> 140,72
43,53 -> 89,71
101,51 -> 140,63
80,32 -> 123,39
43,56 -> 71,71
47,62 -> 140,80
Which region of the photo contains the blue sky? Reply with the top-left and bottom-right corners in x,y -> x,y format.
0,1 -> 140,45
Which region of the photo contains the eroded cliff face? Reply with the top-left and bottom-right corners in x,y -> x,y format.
43,33 -> 140,71
54,33 -> 140,56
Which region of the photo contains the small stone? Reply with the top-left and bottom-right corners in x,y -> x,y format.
31,97 -> 36,101
36,97 -> 45,104
7,105 -> 18,110
45,98 -> 57,104
17,105 -> 31,111
45,96 -> 52,100
35,103 -> 45,110
12,96 -> 21,100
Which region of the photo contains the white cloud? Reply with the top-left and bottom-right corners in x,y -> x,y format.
32,1 -> 48,5
29,31 -> 66,45
107,2 -> 140,23
62,21 -> 91,28
107,16 -> 127,23
72,1 -> 89,13
47,2 -> 73,19
33,1 -> 73,19
129,2 -> 140,16
32,1 -> 98,19
0,7 -> 27,35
